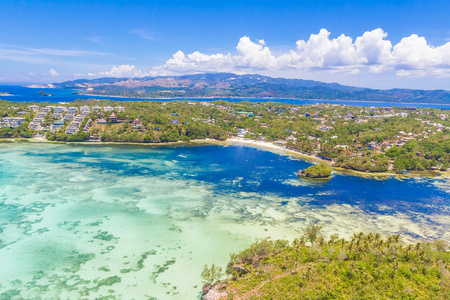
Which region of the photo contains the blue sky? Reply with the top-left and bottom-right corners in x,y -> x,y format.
1,0 -> 449,89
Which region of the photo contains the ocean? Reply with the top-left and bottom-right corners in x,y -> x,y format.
0,141 -> 448,299
1,85 -> 449,109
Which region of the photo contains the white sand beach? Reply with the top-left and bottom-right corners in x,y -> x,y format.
226,137 -> 331,164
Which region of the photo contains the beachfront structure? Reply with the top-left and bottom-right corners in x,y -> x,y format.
65,125 -> 79,134
51,120 -> 64,132
1,117 -> 26,128
28,121 -> 42,131
237,128 -> 247,137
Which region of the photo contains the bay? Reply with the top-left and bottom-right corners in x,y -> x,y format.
1,85 -> 450,109
0,141 -> 449,299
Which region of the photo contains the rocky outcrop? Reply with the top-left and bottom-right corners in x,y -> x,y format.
233,264 -> 249,275
298,169 -> 315,177
202,283 -> 227,300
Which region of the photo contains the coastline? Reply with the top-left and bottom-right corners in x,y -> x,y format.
225,137 -> 331,164
77,93 -> 450,106
2,137 -> 449,179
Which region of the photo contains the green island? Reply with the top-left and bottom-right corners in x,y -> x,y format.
298,163 -> 332,178
0,98 -> 449,175
201,225 -> 450,299
38,90 -> 55,97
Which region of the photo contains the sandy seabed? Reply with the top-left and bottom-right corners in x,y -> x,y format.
0,141 -> 448,299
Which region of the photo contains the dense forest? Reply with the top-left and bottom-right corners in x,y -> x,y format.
201,225 -> 449,299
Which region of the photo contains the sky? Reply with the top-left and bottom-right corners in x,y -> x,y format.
1,0 -> 450,90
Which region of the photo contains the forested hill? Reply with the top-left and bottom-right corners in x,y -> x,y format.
51,73 -> 450,103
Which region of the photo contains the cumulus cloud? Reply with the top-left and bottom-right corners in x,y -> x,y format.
87,29 -> 450,79
150,29 -> 450,78
74,65 -> 150,78
48,69 -> 59,76
92,65 -> 147,78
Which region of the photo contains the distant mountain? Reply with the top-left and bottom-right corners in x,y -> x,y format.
48,73 -> 450,104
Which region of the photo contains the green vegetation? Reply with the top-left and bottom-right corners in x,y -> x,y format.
203,226 -> 450,299
1,98 -> 449,175
298,163 -> 332,178
201,264 -> 224,285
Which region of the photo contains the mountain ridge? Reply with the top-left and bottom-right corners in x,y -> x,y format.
39,73 -> 450,104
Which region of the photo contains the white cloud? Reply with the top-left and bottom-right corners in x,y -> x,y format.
355,29 -> 393,65
147,29 -> 450,78
235,37 -> 278,69
84,29 -> 450,80
83,65 -> 148,78
292,29 -> 359,68
48,69 -> 59,76
393,34 -> 450,70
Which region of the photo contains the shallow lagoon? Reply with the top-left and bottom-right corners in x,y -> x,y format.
0,142 -> 449,299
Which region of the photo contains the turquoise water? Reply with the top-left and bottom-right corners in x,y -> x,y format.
0,142 -> 449,299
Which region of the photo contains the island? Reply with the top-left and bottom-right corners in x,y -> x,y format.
298,163 -> 332,178
0,92 -> 13,96
38,90 -> 55,97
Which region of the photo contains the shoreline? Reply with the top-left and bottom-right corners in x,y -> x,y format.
75,93 -> 450,106
225,137 -> 331,163
2,137 -> 449,179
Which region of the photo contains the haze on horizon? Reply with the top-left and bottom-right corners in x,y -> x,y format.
1,0 -> 450,91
